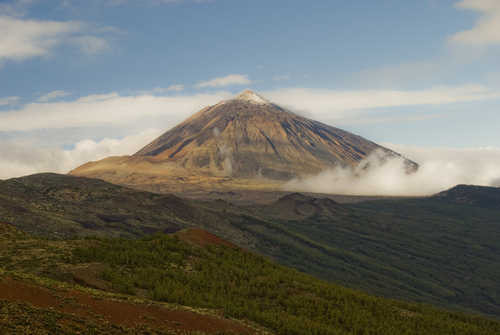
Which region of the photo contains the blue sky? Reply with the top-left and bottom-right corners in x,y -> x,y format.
1,0 -> 500,179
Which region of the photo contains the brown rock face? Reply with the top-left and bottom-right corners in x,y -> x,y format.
70,90 -> 416,193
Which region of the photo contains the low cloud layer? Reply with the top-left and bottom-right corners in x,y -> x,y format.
285,145 -> 500,196
0,91 -> 231,131
0,128 -> 161,179
1,85 -> 499,132
265,85 -> 500,120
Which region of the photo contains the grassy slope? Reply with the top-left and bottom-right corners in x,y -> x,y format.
231,195 -> 500,317
0,224 -> 265,335
1,224 -> 500,335
2,173 -> 500,319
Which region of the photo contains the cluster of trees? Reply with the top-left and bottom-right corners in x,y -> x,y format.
72,234 -> 500,335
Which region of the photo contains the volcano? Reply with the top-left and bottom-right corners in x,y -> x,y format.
70,90 -> 417,193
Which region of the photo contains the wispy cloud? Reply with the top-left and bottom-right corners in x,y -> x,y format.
0,91 -> 231,131
0,14 -> 118,65
1,84 -> 498,132
264,85 -> 500,120
0,96 -> 20,106
195,74 -> 251,88
37,90 -> 71,102
450,0 -> 500,46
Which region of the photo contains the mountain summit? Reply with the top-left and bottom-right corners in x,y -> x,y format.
71,90 -> 417,193
233,89 -> 270,104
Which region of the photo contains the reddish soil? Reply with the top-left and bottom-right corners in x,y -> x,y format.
176,228 -> 237,248
0,277 -> 254,334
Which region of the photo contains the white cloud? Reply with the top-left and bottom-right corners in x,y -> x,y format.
0,14 -> 117,64
0,96 -> 19,106
0,91 -> 231,131
0,16 -> 81,62
450,0 -> 500,46
37,90 -> 71,102
0,128 -> 162,179
285,145 -> 500,196
264,85 -> 500,120
196,74 -> 251,88
0,85 -> 498,132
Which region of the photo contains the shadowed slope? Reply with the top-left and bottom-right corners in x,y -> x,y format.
434,184 -> 500,209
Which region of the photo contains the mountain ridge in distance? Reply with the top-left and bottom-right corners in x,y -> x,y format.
70,90 -> 418,194
433,184 -> 500,209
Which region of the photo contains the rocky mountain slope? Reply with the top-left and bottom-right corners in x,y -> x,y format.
70,90 -> 417,193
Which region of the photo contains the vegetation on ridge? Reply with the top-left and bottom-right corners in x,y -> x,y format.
2,222 -> 499,335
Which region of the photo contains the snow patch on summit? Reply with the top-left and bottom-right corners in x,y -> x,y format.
234,90 -> 269,104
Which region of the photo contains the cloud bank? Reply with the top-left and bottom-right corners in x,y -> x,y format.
285,145 -> 500,196
0,128 -> 162,179
0,91 -> 231,131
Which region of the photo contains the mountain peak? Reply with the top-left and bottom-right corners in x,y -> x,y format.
71,89 -> 418,192
233,89 -> 269,104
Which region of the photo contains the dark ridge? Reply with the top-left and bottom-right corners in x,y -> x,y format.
169,138 -> 194,158
433,184 -> 500,209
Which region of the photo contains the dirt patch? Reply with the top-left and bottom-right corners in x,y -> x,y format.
68,263 -> 111,291
0,277 -> 255,334
176,228 -> 237,248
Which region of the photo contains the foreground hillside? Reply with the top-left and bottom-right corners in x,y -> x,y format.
2,173 -> 500,319
1,223 -> 499,335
